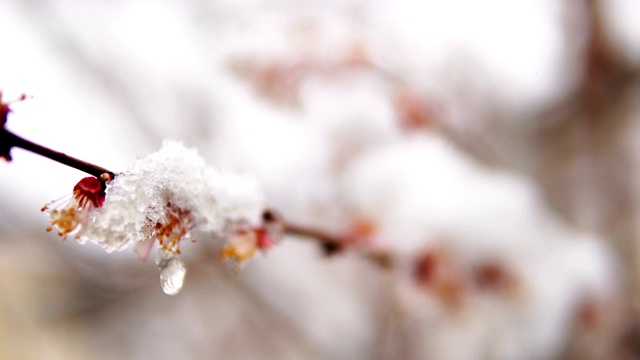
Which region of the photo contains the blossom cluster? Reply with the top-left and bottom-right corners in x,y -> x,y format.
42,140 -> 278,295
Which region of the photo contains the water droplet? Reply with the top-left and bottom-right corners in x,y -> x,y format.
156,250 -> 186,295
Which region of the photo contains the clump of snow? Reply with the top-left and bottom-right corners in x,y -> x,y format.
81,140 -> 265,253
69,140 -> 269,295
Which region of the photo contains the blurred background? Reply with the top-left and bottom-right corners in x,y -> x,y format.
1,0 -> 640,359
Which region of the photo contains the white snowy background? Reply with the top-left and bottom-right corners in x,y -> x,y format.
1,1 -> 639,359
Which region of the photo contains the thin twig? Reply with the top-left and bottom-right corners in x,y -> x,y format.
284,222 -> 394,268
283,222 -> 344,255
1,128 -> 114,179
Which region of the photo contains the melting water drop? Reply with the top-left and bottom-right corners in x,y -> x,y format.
156,250 -> 186,295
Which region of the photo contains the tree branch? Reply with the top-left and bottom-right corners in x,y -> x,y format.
0,128 -> 115,180
2,125 -> 392,268
284,221 -> 393,268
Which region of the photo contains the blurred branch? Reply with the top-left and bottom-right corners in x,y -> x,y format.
284,222 -> 394,269
284,222 -> 344,255
534,0 -> 640,356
